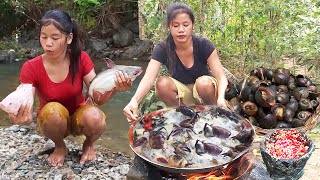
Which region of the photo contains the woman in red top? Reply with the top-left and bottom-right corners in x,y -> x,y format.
7,10 -> 131,166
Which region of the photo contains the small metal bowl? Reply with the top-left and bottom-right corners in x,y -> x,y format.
260,129 -> 315,180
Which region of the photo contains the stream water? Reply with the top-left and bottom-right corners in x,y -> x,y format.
0,58 -> 148,156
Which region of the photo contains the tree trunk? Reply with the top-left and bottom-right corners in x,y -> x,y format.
138,0 -> 145,40
199,0 -> 204,34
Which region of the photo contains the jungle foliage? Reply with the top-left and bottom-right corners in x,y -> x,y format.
139,0 -> 320,79
2,0 -> 319,77
0,0 -> 137,37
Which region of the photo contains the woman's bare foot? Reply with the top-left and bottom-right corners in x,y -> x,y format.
80,140 -> 96,164
48,146 -> 68,166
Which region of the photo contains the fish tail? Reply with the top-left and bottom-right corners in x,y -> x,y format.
84,89 -> 89,101
84,90 -> 94,105
103,57 -> 116,69
84,96 -> 94,105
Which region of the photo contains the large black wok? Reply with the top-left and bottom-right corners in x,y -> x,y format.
128,105 -> 255,174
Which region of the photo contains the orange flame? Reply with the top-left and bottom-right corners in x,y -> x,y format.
184,153 -> 255,180
187,170 -> 232,180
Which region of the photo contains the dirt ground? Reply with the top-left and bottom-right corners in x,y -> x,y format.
300,137 -> 320,180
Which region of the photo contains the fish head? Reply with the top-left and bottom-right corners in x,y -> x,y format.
117,65 -> 143,81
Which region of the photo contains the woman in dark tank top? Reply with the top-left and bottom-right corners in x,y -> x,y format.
123,2 -> 228,123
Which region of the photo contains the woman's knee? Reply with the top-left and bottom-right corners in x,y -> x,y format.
155,76 -> 175,93
37,102 -> 69,136
72,105 -> 106,136
38,102 -> 69,125
83,107 -> 106,129
195,76 -> 216,90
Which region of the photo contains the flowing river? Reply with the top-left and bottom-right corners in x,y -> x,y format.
0,58 -> 148,156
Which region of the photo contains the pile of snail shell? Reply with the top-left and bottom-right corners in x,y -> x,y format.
225,67 -> 320,129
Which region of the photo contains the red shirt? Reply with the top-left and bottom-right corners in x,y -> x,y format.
19,51 -> 94,115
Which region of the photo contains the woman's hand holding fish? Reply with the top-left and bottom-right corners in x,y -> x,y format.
115,71 -> 132,92
8,103 -> 32,125
123,99 -> 139,124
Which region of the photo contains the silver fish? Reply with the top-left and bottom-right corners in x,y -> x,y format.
87,58 -> 143,105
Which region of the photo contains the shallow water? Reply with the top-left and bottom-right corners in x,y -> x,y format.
0,58 -> 148,156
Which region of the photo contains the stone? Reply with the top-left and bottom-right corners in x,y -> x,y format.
126,156 -> 149,180
6,125 -> 20,132
119,164 -> 130,175
0,49 -> 17,63
112,27 -> 134,48
122,40 -> 153,59
125,21 -> 139,34
0,125 -> 138,179
89,38 -> 109,52
238,158 -> 272,180
29,134 -> 42,143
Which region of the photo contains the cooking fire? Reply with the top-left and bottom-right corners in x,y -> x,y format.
127,153 -> 259,180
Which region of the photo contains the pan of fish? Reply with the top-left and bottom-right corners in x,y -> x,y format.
128,105 -> 255,174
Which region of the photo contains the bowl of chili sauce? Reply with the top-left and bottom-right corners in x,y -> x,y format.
260,129 -> 315,180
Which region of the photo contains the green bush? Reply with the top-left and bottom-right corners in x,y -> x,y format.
140,0 -> 320,80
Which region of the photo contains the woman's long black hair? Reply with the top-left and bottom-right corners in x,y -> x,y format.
39,9 -> 82,85
164,2 -> 195,75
